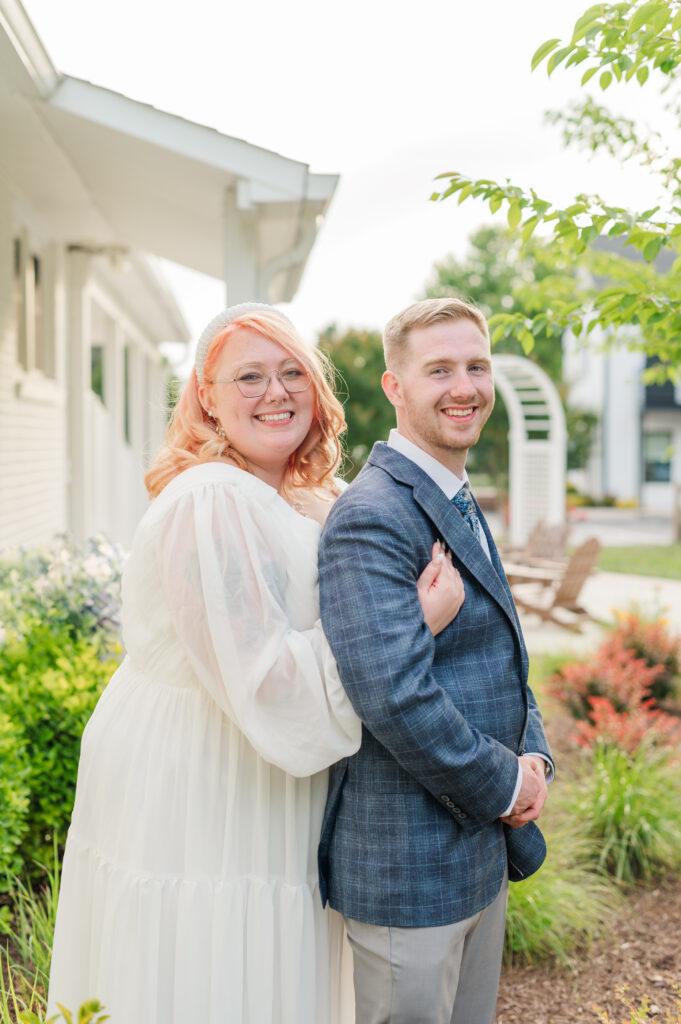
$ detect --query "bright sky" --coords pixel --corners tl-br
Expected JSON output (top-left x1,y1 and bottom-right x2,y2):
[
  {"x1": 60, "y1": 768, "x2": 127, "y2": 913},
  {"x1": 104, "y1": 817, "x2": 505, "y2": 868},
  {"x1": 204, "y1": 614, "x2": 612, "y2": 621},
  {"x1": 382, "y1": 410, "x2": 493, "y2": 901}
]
[{"x1": 22, "y1": 0, "x2": 667, "y2": 351}]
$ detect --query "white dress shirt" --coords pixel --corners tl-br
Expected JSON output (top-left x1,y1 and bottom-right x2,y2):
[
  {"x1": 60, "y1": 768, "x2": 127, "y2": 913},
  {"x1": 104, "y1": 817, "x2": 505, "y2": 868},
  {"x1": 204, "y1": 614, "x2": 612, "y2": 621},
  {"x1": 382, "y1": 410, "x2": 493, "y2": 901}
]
[{"x1": 386, "y1": 429, "x2": 552, "y2": 816}]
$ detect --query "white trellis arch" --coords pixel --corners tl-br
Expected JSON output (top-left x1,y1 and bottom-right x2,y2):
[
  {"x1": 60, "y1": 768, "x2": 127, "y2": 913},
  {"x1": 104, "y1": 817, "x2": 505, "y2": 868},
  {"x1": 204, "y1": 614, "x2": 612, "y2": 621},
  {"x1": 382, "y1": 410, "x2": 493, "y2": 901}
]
[{"x1": 492, "y1": 354, "x2": 567, "y2": 547}]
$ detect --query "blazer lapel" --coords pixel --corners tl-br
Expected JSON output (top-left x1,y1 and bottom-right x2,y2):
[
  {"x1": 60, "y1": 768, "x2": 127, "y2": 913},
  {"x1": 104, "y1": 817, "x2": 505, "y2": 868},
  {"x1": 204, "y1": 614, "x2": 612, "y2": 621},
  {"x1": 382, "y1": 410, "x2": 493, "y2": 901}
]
[{"x1": 368, "y1": 443, "x2": 523, "y2": 644}]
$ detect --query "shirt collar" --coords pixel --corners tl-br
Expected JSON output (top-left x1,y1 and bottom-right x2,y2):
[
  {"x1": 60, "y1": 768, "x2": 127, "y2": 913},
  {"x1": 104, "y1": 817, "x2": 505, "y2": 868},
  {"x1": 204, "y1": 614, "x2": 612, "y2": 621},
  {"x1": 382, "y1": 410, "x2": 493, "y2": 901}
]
[{"x1": 387, "y1": 429, "x2": 467, "y2": 500}]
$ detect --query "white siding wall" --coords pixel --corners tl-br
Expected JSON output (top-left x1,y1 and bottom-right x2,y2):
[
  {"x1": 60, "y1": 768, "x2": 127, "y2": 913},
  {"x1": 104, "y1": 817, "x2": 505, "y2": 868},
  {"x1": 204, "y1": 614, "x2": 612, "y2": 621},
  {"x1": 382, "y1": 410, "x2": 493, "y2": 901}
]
[
  {"x1": 603, "y1": 350, "x2": 644, "y2": 502},
  {"x1": 73, "y1": 278, "x2": 166, "y2": 547},
  {"x1": 0, "y1": 195, "x2": 170, "y2": 552},
  {"x1": 564, "y1": 328, "x2": 644, "y2": 502},
  {"x1": 0, "y1": 191, "x2": 67, "y2": 549}
]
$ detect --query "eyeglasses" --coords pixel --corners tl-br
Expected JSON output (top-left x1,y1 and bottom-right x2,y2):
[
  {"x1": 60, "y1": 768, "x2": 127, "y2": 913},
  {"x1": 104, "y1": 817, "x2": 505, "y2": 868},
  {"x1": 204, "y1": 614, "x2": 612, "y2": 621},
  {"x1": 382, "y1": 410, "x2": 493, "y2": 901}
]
[{"x1": 211, "y1": 364, "x2": 313, "y2": 398}]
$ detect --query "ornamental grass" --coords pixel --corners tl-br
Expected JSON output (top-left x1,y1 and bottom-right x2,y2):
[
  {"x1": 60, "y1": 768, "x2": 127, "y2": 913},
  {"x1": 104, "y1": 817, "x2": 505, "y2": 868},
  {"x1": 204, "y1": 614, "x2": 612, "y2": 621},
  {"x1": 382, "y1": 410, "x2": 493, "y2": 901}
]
[{"x1": 574, "y1": 740, "x2": 681, "y2": 884}]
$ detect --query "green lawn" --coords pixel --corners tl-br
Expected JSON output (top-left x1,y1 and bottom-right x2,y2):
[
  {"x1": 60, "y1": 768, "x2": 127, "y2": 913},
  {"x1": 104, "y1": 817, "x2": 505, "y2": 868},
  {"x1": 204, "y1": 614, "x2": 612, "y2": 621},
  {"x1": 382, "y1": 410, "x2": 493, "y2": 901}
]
[{"x1": 598, "y1": 544, "x2": 681, "y2": 580}]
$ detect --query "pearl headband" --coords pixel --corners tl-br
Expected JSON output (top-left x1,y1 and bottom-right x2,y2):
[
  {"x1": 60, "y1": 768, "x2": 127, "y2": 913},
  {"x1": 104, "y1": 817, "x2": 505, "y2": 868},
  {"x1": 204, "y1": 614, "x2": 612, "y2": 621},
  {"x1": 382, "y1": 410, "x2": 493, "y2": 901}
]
[{"x1": 194, "y1": 302, "x2": 293, "y2": 384}]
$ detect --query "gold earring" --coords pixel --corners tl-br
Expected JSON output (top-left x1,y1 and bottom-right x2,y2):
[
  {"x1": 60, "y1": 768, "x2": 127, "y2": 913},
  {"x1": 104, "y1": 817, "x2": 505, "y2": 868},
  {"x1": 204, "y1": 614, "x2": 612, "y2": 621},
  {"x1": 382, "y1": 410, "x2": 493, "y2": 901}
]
[{"x1": 209, "y1": 411, "x2": 227, "y2": 441}]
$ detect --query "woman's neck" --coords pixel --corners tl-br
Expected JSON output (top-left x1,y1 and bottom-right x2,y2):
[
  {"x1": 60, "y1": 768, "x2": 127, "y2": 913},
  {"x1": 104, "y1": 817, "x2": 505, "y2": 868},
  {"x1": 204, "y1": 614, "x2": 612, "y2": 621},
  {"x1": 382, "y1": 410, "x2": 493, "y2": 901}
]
[{"x1": 245, "y1": 460, "x2": 285, "y2": 494}]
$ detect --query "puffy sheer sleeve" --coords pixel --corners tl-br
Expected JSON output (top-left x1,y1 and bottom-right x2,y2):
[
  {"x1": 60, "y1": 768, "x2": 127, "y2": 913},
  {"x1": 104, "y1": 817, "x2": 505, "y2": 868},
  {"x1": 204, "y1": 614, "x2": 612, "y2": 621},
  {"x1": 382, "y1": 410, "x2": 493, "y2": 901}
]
[{"x1": 155, "y1": 477, "x2": 361, "y2": 777}]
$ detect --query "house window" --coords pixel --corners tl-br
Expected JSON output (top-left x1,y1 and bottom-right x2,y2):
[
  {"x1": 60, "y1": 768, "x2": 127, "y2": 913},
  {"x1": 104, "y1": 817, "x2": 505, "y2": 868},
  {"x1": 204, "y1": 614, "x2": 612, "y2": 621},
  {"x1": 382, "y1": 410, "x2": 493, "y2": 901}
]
[
  {"x1": 643, "y1": 431, "x2": 673, "y2": 483},
  {"x1": 13, "y1": 235, "x2": 52, "y2": 377},
  {"x1": 13, "y1": 238, "x2": 27, "y2": 369},
  {"x1": 33, "y1": 255, "x2": 48, "y2": 376},
  {"x1": 91, "y1": 346, "x2": 105, "y2": 403},
  {"x1": 123, "y1": 345, "x2": 131, "y2": 443},
  {"x1": 90, "y1": 301, "x2": 116, "y2": 406}
]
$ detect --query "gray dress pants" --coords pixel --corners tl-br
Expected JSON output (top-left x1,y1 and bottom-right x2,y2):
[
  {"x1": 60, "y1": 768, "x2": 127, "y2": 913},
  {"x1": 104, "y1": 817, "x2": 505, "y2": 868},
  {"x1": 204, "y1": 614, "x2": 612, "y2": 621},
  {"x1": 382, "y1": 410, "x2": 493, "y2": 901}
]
[{"x1": 343, "y1": 872, "x2": 508, "y2": 1024}]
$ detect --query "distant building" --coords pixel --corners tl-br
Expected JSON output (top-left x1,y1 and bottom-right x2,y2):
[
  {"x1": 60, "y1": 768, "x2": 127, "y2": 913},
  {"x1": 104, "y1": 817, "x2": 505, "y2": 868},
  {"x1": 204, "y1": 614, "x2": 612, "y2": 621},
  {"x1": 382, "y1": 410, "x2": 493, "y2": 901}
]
[
  {"x1": 562, "y1": 236, "x2": 680, "y2": 515},
  {"x1": 564, "y1": 334, "x2": 681, "y2": 514},
  {"x1": 1, "y1": 0, "x2": 337, "y2": 548}
]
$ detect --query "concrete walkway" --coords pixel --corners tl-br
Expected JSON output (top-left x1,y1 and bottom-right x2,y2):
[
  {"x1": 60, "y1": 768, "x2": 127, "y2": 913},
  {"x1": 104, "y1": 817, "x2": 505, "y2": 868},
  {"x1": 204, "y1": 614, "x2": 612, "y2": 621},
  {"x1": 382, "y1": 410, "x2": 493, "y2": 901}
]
[
  {"x1": 519, "y1": 570, "x2": 681, "y2": 656},
  {"x1": 484, "y1": 506, "x2": 681, "y2": 656}
]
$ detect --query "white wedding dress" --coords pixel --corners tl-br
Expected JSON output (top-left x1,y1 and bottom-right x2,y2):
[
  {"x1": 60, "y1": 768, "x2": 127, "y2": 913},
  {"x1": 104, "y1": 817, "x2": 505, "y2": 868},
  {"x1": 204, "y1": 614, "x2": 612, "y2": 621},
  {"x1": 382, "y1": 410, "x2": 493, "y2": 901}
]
[{"x1": 48, "y1": 463, "x2": 361, "y2": 1024}]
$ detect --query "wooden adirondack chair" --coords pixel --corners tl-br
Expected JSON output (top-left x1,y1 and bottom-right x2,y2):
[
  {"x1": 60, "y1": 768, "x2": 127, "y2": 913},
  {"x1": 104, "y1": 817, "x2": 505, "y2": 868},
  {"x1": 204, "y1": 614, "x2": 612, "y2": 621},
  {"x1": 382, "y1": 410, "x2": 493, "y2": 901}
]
[
  {"x1": 501, "y1": 521, "x2": 571, "y2": 566},
  {"x1": 508, "y1": 538, "x2": 602, "y2": 632}
]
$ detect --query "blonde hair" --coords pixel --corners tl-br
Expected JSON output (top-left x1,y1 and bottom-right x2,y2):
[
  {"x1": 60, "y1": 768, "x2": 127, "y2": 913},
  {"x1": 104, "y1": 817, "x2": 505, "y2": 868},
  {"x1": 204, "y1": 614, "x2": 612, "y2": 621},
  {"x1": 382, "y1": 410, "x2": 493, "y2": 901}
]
[
  {"x1": 383, "y1": 298, "x2": 489, "y2": 370},
  {"x1": 145, "y1": 310, "x2": 346, "y2": 499}
]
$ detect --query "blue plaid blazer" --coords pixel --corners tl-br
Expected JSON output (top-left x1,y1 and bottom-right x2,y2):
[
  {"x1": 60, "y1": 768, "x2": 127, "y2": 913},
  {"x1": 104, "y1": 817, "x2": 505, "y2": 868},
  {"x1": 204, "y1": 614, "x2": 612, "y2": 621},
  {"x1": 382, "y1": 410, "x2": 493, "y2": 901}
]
[{"x1": 318, "y1": 443, "x2": 553, "y2": 927}]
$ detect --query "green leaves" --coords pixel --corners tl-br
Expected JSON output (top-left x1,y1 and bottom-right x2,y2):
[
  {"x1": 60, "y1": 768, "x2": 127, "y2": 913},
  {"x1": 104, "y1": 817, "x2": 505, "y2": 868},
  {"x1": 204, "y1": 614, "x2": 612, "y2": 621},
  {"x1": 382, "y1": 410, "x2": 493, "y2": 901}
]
[
  {"x1": 532, "y1": 0, "x2": 681, "y2": 87},
  {"x1": 629, "y1": 1, "x2": 664, "y2": 32},
  {"x1": 531, "y1": 37, "x2": 561, "y2": 70},
  {"x1": 571, "y1": 3, "x2": 609, "y2": 41},
  {"x1": 432, "y1": 0, "x2": 681, "y2": 374},
  {"x1": 508, "y1": 201, "x2": 522, "y2": 229},
  {"x1": 643, "y1": 236, "x2": 664, "y2": 261},
  {"x1": 431, "y1": 171, "x2": 673, "y2": 267}
]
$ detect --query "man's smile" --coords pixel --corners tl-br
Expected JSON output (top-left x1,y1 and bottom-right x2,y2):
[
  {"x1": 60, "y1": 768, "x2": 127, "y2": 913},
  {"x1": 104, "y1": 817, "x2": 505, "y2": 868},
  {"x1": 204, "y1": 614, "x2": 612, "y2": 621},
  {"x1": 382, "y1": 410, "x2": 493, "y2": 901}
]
[{"x1": 440, "y1": 406, "x2": 476, "y2": 420}]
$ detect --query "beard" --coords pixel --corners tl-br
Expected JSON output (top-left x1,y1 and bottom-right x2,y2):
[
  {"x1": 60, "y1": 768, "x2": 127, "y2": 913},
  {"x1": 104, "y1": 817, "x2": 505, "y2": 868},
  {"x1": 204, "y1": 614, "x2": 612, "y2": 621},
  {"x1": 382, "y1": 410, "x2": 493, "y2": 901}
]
[{"x1": 400, "y1": 397, "x2": 491, "y2": 460}]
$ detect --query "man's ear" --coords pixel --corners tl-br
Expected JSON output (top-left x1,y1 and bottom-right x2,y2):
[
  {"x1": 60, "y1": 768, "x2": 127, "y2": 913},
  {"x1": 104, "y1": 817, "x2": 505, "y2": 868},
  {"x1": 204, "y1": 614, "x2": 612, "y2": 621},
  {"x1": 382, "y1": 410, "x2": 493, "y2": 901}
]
[{"x1": 381, "y1": 369, "x2": 402, "y2": 410}]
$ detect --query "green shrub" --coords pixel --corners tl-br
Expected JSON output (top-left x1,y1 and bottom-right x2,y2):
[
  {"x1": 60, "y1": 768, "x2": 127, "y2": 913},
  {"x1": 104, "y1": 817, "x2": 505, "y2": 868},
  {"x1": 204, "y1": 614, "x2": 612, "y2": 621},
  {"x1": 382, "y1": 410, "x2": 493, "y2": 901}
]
[
  {"x1": 0, "y1": 710, "x2": 30, "y2": 883},
  {"x1": 0, "y1": 625, "x2": 121, "y2": 873},
  {"x1": 575, "y1": 741, "x2": 681, "y2": 883},
  {"x1": 0, "y1": 535, "x2": 124, "y2": 647},
  {"x1": 505, "y1": 820, "x2": 618, "y2": 966}
]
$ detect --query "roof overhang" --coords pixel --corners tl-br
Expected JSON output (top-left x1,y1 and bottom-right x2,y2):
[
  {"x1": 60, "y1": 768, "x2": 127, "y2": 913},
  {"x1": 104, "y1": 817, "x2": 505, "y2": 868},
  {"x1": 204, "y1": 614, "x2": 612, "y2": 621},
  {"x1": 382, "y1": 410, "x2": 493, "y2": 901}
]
[{"x1": 0, "y1": 2, "x2": 338, "y2": 305}]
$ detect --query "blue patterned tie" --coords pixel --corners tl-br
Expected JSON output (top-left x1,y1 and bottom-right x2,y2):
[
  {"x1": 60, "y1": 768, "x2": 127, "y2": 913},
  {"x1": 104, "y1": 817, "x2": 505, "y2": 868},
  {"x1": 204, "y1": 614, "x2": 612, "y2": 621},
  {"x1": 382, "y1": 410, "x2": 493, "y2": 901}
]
[{"x1": 451, "y1": 482, "x2": 481, "y2": 543}]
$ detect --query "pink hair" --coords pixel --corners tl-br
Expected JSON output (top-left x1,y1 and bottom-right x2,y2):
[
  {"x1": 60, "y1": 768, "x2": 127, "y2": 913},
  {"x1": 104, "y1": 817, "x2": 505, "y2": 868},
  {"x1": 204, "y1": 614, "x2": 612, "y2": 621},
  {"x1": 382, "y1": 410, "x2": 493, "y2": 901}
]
[{"x1": 145, "y1": 311, "x2": 346, "y2": 499}]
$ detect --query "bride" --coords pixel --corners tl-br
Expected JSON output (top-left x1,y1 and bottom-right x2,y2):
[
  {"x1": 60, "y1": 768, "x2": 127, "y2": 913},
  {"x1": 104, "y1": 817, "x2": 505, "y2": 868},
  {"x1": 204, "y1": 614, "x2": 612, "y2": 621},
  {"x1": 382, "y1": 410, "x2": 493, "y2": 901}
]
[{"x1": 48, "y1": 303, "x2": 462, "y2": 1023}]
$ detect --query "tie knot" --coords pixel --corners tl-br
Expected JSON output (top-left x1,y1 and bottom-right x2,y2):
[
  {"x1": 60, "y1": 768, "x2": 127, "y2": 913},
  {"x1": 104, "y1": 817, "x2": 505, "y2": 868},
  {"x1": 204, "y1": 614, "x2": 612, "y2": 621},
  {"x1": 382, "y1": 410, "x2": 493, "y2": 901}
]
[{"x1": 452, "y1": 483, "x2": 473, "y2": 512}]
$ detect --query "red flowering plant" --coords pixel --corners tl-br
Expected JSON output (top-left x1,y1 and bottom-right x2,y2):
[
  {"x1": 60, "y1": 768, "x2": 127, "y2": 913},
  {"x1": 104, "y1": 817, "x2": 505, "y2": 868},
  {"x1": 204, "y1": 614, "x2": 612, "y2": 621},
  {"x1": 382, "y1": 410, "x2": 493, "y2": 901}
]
[
  {"x1": 548, "y1": 635, "x2": 663, "y2": 721},
  {"x1": 611, "y1": 607, "x2": 681, "y2": 705},
  {"x1": 549, "y1": 610, "x2": 681, "y2": 752},
  {"x1": 572, "y1": 693, "x2": 681, "y2": 752}
]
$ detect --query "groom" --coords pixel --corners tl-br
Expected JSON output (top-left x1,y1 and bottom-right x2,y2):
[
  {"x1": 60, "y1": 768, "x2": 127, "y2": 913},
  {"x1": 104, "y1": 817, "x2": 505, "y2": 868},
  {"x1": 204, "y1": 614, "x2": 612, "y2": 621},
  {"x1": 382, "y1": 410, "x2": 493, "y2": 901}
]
[{"x1": 318, "y1": 298, "x2": 553, "y2": 1023}]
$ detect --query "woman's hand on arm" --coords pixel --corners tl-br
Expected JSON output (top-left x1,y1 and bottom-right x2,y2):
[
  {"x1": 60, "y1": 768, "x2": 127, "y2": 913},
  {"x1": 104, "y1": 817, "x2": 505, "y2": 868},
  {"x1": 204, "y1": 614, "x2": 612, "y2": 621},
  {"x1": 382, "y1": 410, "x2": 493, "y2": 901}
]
[{"x1": 417, "y1": 542, "x2": 465, "y2": 636}]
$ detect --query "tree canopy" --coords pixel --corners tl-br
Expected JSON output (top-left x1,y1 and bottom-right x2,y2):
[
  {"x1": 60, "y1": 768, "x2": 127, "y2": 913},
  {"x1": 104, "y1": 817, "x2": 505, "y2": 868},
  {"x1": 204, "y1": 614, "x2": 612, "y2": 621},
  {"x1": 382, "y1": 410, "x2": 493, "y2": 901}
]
[
  {"x1": 319, "y1": 326, "x2": 395, "y2": 479},
  {"x1": 430, "y1": 0, "x2": 681, "y2": 378}
]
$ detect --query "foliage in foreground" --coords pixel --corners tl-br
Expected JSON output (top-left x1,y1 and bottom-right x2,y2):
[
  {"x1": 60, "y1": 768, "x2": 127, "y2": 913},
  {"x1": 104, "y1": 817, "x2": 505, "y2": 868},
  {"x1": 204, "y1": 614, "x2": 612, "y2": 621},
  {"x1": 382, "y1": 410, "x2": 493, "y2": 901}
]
[
  {"x1": 0, "y1": 628, "x2": 121, "y2": 882},
  {"x1": 0, "y1": 854, "x2": 107, "y2": 1024},
  {"x1": 0, "y1": 535, "x2": 125, "y2": 647},
  {"x1": 0, "y1": 967, "x2": 108, "y2": 1024},
  {"x1": 575, "y1": 740, "x2": 681, "y2": 883},
  {"x1": 596, "y1": 982, "x2": 681, "y2": 1023},
  {"x1": 0, "y1": 536, "x2": 125, "y2": 884},
  {"x1": 504, "y1": 818, "x2": 617, "y2": 965},
  {"x1": 0, "y1": 711, "x2": 30, "y2": 881},
  {"x1": 1, "y1": 853, "x2": 61, "y2": 1009}
]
